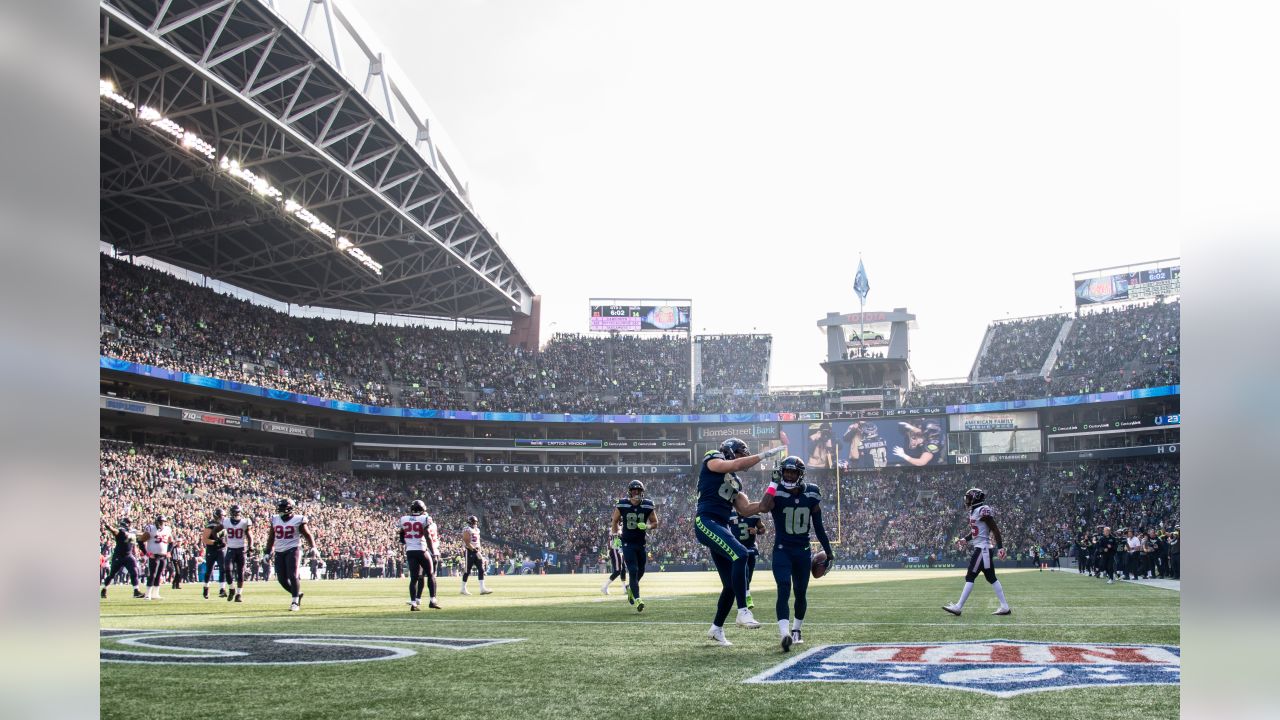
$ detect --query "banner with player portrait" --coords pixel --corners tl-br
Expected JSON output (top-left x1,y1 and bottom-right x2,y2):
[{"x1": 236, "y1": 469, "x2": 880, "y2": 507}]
[{"x1": 778, "y1": 417, "x2": 949, "y2": 470}]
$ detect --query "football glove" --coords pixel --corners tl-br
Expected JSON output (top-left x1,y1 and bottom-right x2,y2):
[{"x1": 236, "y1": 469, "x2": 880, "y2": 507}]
[
  {"x1": 635, "y1": 522, "x2": 648, "y2": 530},
  {"x1": 759, "y1": 446, "x2": 785, "y2": 460}
]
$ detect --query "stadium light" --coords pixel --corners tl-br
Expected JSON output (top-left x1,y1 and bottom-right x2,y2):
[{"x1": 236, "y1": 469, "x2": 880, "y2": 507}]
[{"x1": 101, "y1": 79, "x2": 383, "y2": 276}]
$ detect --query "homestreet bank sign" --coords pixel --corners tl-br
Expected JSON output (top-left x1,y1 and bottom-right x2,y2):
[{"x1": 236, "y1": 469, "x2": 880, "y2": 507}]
[{"x1": 352, "y1": 460, "x2": 687, "y2": 475}]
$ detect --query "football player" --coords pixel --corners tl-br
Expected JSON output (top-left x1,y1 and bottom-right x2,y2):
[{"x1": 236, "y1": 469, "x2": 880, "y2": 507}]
[
  {"x1": 136, "y1": 515, "x2": 172, "y2": 600},
  {"x1": 264, "y1": 498, "x2": 317, "y2": 611},
  {"x1": 221, "y1": 504, "x2": 252, "y2": 602},
  {"x1": 892, "y1": 421, "x2": 942, "y2": 467},
  {"x1": 769, "y1": 457, "x2": 833, "y2": 651},
  {"x1": 844, "y1": 420, "x2": 888, "y2": 469},
  {"x1": 200, "y1": 508, "x2": 228, "y2": 599},
  {"x1": 460, "y1": 516, "x2": 492, "y2": 595},
  {"x1": 694, "y1": 437, "x2": 785, "y2": 646},
  {"x1": 100, "y1": 518, "x2": 144, "y2": 599},
  {"x1": 399, "y1": 500, "x2": 442, "y2": 610},
  {"x1": 729, "y1": 509, "x2": 764, "y2": 610},
  {"x1": 600, "y1": 533, "x2": 626, "y2": 595},
  {"x1": 610, "y1": 480, "x2": 658, "y2": 612},
  {"x1": 943, "y1": 488, "x2": 1012, "y2": 616}
]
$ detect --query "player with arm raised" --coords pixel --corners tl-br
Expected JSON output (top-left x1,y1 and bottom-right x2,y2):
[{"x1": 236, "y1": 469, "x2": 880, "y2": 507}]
[
  {"x1": 221, "y1": 505, "x2": 252, "y2": 602},
  {"x1": 400, "y1": 500, "x2": 442, "y2": 610},
  {"x1": 695, "y1": 437, "x2": 785, "y2": 646},
  {"x1": 610, "y1": 480, "x2": 658, "y2": 612},
  {"x1": 769, "y1": 456, "x2": 833, "y2": 651},
  {"x1": 943, "y1": 488, "x2": 1012, "y2": 616},
  {"x1": 100, "y1": 518, "x2": 144, "y2": 599},
  {"x1": 460, "y1": 516, "x2": 492, "y2": 595},
  {"x1": 200, "y1": 508, "x2": 228, "y2": 599},
  {"x1": 264, "y1": 498, "x2": 317, "y2": 612}
]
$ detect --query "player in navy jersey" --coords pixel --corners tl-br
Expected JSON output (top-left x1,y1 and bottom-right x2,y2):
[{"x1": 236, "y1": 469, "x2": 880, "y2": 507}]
[
  {"x1": 200, "y1": 508, "x2": 228, "y2": 599},
  {"x1": 695, "y1": 437, "x2": 786, "y2": 646},
  {"x1": 600, "y1": 534, "x2": 626, "y2": 595},
  {"x1": 769, "y1": 456, "x2": 833, "y2": 651},
  {"x1": 100, "y1": 518, "x2": 144, "y2": 599},
  {"x1": 729, "y1": 510, "x2": 764, "y2": 609},
  {"x1": 844, "y1": 421, "x2": 888, "y2": 469},
  {"x1": 610, "y1": 480, "x2": 658, "y2": 611}
]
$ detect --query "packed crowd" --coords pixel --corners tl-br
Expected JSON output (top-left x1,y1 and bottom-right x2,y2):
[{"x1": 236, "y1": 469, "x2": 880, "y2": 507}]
[
  {"x1": 99, "y1": 439, "x2": 1178, "y2": 575},
  {"x1": 697, "y1": 334, "x2": 771, "y2": 390},
  {"x1": 975, "y1": 315, "x2": 1068, "y2": 377}
]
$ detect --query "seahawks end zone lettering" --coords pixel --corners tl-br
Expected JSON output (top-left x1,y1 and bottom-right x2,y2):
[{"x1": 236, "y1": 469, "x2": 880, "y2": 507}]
[
  {"x1": 101, "y1": 630, "x2": 521, "y2": 665},
  {"x1": 745, "y1": 640, "x2": 1180, "y2": 697}
]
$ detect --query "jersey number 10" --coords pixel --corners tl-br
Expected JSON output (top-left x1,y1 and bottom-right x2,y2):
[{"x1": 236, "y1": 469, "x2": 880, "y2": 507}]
[{"x1": 782, "y1": 506, "x2": 811, "y2": 535}]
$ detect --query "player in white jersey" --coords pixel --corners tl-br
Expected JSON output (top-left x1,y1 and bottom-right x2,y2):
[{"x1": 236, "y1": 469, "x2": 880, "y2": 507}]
[
  {"x1": 460, "y1": 515, "x2": 492, "y2": 595},
  {"x1": 136, "y1": 515, "x2": 173, "y2": 600},
  {"x1": 943, "y1": 488, "x2": 1012, "y2": 616},
  {"x1": 264, "y1": 498, "x2": 317, "y2": 611},
  {"x1": 220, "y1": 504, "x2": 253, "y2": 602},
  {"x1": 399, "y1": 500, "x2": 442, "y2": 610}
]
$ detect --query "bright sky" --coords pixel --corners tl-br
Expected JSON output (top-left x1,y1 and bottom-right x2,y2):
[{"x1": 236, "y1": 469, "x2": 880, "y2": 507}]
[{"x1": 363, "y1": 0, "x2": 1179, "y2": 386}]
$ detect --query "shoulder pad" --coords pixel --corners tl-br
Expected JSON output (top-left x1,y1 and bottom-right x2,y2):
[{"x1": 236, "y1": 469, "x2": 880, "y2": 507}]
[
  {"x1": 615, "y1": 500, "x2": 630, "y2": 508},
  {"x1": 640, "y1": 499, "x2": 655, "y2": 509},
  {"x1": 926, "y1": 443, "x2": 940, "y2": 454},
  {"x1": 804, "y1": 484, "x2": 822, "y2": 499},
  {"x1": 703, "y1": 450, "x2": 724, "y2": 461}
]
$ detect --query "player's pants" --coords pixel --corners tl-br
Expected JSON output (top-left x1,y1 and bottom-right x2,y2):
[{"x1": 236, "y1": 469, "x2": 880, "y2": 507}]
[
  {"x1": 104, "y1": 554, "x2": 139, "y2": 587},
  {"x1": 463, "y1": 549, "x2": 485, "y2": 581},
  {"x1": 622, "y1": 544, "x2": 646, "y2": 598},
  {"x1": 203, "y1": 547, "x2": 225, "y2": 585},
  {"x1": 1170, "y1": 553, "x2": 1179, "y2": 579},
  {"x1": 224, "y1": 547, "x2": 247, "y2": 586},
  {"x1": 274, "y1": 548, "x2": 300, "y2": 597},
  {"x1": 746, "y1": 548, "x2": 758, "y2": 589},
  {"x1": 145, "y1": 555, "x2": 168, "y2": 588},
  {"x1": 693, "y1": 514, "x2": 750, "y2": 626},
  {"x1": 1101, "y1": 553, "x2": 1116, "y2": 580},
  {"x1": 608, "y1": 546, "x2": 627, "y2": 581},
  {"x1": 964, "y1": 547, "x2": 998, "y2": 584},
  {"x1": 772, "y1": 545, "x2": 812, "y2": 621},
  {"x1": 406, "y1": 550, "x2": 437, "y2": 602}
]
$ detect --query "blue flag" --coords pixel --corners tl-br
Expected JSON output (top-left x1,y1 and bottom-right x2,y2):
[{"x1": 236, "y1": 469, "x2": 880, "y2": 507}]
[{"x1": 853, "y1": 259, "x2": 870, "y2": 303}]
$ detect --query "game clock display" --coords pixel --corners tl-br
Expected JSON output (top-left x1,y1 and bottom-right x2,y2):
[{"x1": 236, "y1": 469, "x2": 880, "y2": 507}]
[{"x1": 589, "y1": 304, "x2": 691, "y2": 331}]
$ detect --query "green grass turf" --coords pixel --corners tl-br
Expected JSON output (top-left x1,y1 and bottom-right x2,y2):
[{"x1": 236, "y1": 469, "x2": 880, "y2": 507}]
[{"x1": 100, "y1": 569, "x2": 1178, "y2": 719}]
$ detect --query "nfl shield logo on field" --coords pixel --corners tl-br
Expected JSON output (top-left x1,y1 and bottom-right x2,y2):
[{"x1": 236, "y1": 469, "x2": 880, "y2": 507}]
[{"x1": 745, "y1": 640, "x2": 1180, "y2": 697}]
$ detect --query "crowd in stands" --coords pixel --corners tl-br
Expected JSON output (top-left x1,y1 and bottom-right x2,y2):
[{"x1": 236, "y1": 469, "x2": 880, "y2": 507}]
[
  {"x1": 698, "y1": 334, "x2": 770, "y2": 390},
  {"x1": 975, "y1": 315, "x2": 1067, "y2": 378},
  {"x1": 100, "y1": 439, "x2": 1178, "y2": 576}
]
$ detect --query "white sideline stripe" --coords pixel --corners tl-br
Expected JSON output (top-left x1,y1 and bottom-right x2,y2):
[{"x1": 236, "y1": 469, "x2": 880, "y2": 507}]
[
  {"x1": 1060, "y1": 569, "x2": 1181, "y2": 592},
  {"x1": 365, "y1": 618, "x2": 1177, "y2": 627}
]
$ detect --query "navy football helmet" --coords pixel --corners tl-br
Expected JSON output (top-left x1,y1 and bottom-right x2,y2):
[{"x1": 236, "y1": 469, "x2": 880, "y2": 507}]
[
  {"x1": 627, "y1": 479, "x2": 645, "y2": 496},
  {"x1": 719, "y1": 437, "x2": 749, "y2": 459},
  {"x1": 778, "y1": 456, "x2": 806, "y2": 491}
]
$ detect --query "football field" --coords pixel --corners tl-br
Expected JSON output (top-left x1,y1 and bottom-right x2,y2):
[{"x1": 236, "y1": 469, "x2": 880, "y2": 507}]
[{"x1": 100, "y1": 569, "x2": 1179, "y2": 719}]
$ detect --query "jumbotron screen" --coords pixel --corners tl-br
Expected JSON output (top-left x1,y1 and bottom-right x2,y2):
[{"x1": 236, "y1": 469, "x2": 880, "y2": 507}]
[{"x1": 589, "y1": 304, "x2": 691, "y2": 331}]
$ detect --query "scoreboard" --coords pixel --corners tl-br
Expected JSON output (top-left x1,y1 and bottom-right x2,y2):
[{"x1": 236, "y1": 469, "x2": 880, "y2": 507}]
[{"x1": 589, "y1": 304, "x2": 691, "y2": 332}]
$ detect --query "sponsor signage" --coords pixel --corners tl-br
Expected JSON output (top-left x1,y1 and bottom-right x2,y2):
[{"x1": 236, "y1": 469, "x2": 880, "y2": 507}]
[
  {"x1": 978, "y1": 452, "x2": 1040, "y2": 463},
  {"x1": 180, "y1": 409, "x2": 242, "y2": 428},
  {"x1": 512, "y1": 438, "x2": 689, "y2": 449},
  {"x1": 261, "y1": 421, "x2": 314, "y2": 438},
  {"x1": 352, "y1": 460, "x2": 688, "y2": 475},
  {"x1": 101, "y1": 397, "x2": 158, "y2": 416},
  {"x1": 1048, "y1": 416, "x2": 1180, "y2": 434},
  {"x1": 746, "y1": 640, "x2": 1180, "y2": 697},
  {"x1": 695, "y1": 424, "x2": 779, "y2": 441}
]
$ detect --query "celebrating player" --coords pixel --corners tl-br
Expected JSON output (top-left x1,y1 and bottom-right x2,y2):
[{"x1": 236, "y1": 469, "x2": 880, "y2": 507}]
[
  {"x1": 729, "y1": 509, "x2": 764, "y2": 610},
  {"x1": 136, "y1": 515, "x2": 172, "y2": 600},
  {"x1": 460, "y1": 515, "x2": 492, "y2": 595},
  {"x1": 769, "y1": 456, "x2": 833, "y2": 651},
  {"x1": 695, "y1": 437, "x2": 785, "y2": 646},
  {"x1": 611, "y1": 480, "x2": 658, "y2": 611},
  {"x1": 100, "y1": 517, "x2": 144, "y2": 599},
  {"x1": 264, "y1": 498, "x2": 317, "y2": 612},
  {"x1": 891, "y1": 421, "x2": 942, "y2": 467},
  {"x1": 600, "y1": 534, "x2": 627, "y2": 595},
  {"x1": 221, "y1": 504, "x2": 252, "y2": 602},
  {"x1": 399, "y1": 499, "x2": 442, "y2": 610},
  {"x1": 200, "y1": 508, "x2": 228, "y2": 599},
  {"x1": 942, "y1": 488, "x2": 1012, "y2": 616}
]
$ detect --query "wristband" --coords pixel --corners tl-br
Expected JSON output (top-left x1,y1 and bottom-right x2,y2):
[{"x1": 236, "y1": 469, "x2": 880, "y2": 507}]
[{"x1": 764, "y1": 482, "x2": 778, "y2": 497}]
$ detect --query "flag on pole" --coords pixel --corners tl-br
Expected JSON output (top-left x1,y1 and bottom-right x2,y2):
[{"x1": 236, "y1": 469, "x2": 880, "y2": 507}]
[{"x1": 853, "y1": 259, "x2": 870, "y2": 303}]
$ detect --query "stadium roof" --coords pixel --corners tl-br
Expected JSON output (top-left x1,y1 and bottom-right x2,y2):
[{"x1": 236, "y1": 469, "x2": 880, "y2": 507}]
[{"x1": 99, "y1": 0, "x2": 534, "y2": 321}]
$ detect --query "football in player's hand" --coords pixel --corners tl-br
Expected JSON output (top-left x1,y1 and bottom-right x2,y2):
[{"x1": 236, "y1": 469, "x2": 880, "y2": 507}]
[{"x1": 811, "y1": 550, "x2": 829, "y2": 578}]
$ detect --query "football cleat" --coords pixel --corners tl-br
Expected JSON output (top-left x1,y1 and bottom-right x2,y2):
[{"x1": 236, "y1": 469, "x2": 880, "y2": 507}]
[
  {"x1": 480, "y1": 588, "x2": 493, "y2": 595},
  {"x1": 636, "y1": 599, "x2": 645, "y2": 613},
  {"x1": 626, "y1": 586, "x2": 635, "y2": 605},
  {"x1": 227, "y1": 589, "x2": 236, "y2": 602},
  {"x1": 233, "y1": 593, "x2": 242, "y2": 603},
  {"x1": 600, "y1": 582, "x2": 610, "y2": 595},
  {"x1": 942, "y1": 603, "x2": 962, "y2": 616},
  {"x1": 745, "y1": 592, "x2": 754, "y2": 610},
  {"x1": 218, "y1": 589, "x2": 227, "y2": 597},
  {"x1": 203, "y1": 587, "x2": 209, "y2": 599},
  {"x1": 993, "y1": 607, "x2": 1012, "y2": 616},
  {"x1": 707, "y1": 626, "x2": 732, "y2": 647},
  {"x1": 791, "y1": 630, "x2": 803, "y2": 645},
  {"x1": 289, "y1": 603, "x2": 299, "y2": 612},
  {"x1": 1106, "y1": 579, "x2": 1114, "y2": 584},
  {"x1": 296, "y1": 593, "x2": 303, "y2": 607},
  {"x1": 461, "y1": 587, "x2": 471, "y2": 595},
  {"x1": 132, "y1": 589, "x2": 145, "y2": 599},
  {"x1": 736, "y1": 608, "x2": 761, "y2": 629},
  {"x1": 429, "y1": 600, "x2": 442, "y2": 610},
  {"x1": 781, "y1": 634, "x2": 793, "y2": 653},
  {"x1": 410, "y1": 604, "x2": 421, "y2": 612}
]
